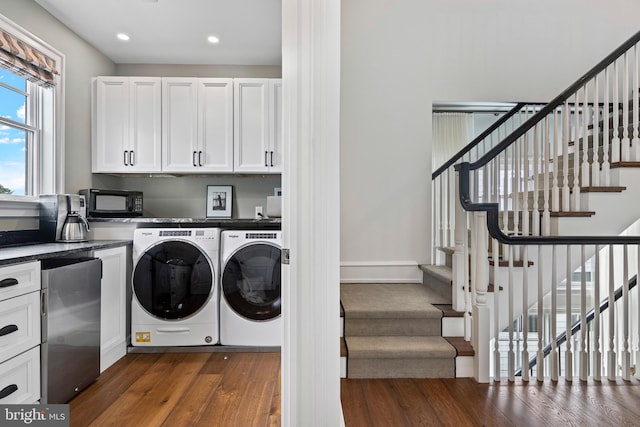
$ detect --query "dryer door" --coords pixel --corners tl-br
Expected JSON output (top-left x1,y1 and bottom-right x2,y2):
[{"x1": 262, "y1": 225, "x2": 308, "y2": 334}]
[
  {"x1": 133, "y1": 240, "x2": 213, "y2": 320},
  {"x1": 222, "y1": 243, "x2": 281, "y2": 321}
]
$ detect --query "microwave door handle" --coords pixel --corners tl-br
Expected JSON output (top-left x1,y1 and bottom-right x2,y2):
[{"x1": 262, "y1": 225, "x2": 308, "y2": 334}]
[{"x1": 130, "y1": 150, "x2": 135, "y2": 166}]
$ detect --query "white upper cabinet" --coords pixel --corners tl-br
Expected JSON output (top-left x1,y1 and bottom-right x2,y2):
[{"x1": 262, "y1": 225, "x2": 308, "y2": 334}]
[
  {"x1": 234, "y1": 78, "x2": 282, "y2": 173},
  {"x1": 162, "y1": 78, "x2": 233, "y2": 173},
  {"x1": 92, "y1": 77, "x2": 162, "y2": 173}
]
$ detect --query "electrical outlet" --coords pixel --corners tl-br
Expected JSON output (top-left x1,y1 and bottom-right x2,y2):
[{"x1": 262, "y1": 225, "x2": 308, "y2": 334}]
[{"x1": 255, "y1": 206, "x2": 263, "y2": 219}]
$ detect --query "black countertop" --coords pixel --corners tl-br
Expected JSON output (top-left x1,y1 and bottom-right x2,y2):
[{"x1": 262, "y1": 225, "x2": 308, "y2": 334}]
[
  {"x1": 0, "y1": 240, "x2": 131, "y2": 266},
  {"x1": 88, "y1": 217, "x2": 281, "y2": 229}
]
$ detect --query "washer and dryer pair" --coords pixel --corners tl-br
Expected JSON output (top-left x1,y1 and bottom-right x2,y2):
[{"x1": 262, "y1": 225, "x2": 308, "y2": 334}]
[{"x1": 131, "y1": 228, "x2": 282, "y2": 347}]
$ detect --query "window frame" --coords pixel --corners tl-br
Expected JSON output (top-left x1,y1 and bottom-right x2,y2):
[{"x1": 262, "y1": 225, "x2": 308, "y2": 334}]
[{"x1": 0, "y1": 13, "x2": 65, "y2": 216}]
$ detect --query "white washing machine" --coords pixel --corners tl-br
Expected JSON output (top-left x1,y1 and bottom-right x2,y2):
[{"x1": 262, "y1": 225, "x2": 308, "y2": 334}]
[
  {"x1": 219, "y1": 230, "x2": 282, "y2": 346},
  {"x1": 131, "y1": 228, "x2": 220, "y2": 346}
]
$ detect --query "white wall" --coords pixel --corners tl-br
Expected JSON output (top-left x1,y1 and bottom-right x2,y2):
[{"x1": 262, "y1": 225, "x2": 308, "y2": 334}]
[
  {"x1": 0, "y1": 0, "x2": 116, "y2": 194},
  {"x1": 340, "y1": 0, "x2": 640, "y2": 283}
]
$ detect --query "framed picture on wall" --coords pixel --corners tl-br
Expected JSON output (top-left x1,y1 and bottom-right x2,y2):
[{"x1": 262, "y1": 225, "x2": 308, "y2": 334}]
[{"x1": 206, "y1": 185, "x2": 233, "y2": 218}]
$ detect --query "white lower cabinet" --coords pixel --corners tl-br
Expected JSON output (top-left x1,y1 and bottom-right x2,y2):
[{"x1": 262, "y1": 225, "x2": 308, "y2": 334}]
[
  {"x1": 0, "y1": 346, "x2": 40, "y2": 404},
  {"x1": 0, "y1": 260, "x2": 41, "y2": 404},
  {"x1": 95, "y1": 246, "x2": 128, "y2": 373}
]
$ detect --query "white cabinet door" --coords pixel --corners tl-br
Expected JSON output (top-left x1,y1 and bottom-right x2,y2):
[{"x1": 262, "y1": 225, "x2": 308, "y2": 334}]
[
  {"x1": 269, "y1": 79, "x2": 283, "y2": 173},
  {"x1": 198, "y1": 78, "x2": 234, "y2": 172},
  {"x1": 234, "y1": 79, "x2": 270, "y2": 172},
  {"x1": 95, "y1": 246, "x2": 128, "y2": 373},
  {"x1": 129, "y1": 78, "x2": 162, "y2": 172},
  {"x1": 162, "y1": 78, "x2": 199, "y2": 172},
  {"x1": 92, "y1": 77, "x2": 161, "y2": 173},
  {"x1": 0, "y1": 346, "x2": 40, "y2": 404},
  {"x1": 92, "y1": 77, "x2": 129, "y2": 173}
]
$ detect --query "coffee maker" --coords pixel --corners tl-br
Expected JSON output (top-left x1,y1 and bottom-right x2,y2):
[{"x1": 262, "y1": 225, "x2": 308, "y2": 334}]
[{"x1": 39, "y1": 194, "x2": 90, "y2": 242}]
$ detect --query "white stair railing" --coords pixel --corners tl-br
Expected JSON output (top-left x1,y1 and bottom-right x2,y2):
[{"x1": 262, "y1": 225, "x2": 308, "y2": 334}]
[{"x1": 450, "y1": 30, "x2": 640, "y2": 383}]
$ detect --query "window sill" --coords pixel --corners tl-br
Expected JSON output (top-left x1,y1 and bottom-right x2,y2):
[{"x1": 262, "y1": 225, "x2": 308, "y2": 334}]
[{"x1": 0, "y1": 196, "x2": 40, "y2": 218}]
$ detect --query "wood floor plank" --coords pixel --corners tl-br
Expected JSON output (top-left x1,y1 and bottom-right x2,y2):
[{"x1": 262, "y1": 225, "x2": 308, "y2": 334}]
[
  {"x1": 413, "y1": 379, "x2": 479, "y2": 426},
  {"x1": 160, "y1": 373, "x2": 223, "y2": 427},
  {"x1": 357, "y1": 379, "x2": 416, "y2": 427},
  {"x1": 69, "y1": 353, "x2": 163, "y2": 426},
  {"x1": 387, "y1": 379, "x2": 442, "y2": 426},
  {"x1": 439, "y1": 378, "x2": 513, "y2": 427},
  {"x1": 340, "y1": 379, "x2": 374, "y2": 427},
  {"x1": 87, "y1": 353, "x2": 210, "y2": 427}
]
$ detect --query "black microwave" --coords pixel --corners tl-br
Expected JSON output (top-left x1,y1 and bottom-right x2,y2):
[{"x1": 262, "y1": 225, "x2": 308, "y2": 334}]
[{"x1": 79, "y1": 189, "x2": 143, "y2": 217}]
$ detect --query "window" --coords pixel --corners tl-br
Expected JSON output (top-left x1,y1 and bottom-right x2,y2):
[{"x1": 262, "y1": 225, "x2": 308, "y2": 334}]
[
  {"x1": 0, "y1": 68, "x2": 35, "y2": 195},
  {"x1": 0, "y1": 14, "x2": 63, "y2": 206}
]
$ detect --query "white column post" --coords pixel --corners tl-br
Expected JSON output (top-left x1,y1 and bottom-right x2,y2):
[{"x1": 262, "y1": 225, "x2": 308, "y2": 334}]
[
  {"x1": 281, "y1": 0, "x2": 341, "y2": 424},
  {"x1": 473, "y1": 211, "x2": 490, "y2": 383}
]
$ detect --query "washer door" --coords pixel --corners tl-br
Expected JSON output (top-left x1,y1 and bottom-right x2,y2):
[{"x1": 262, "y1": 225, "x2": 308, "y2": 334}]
[
  {"x1": 133, "y1": 240, "x2": 213, "y2": 320},
  {"x1": 222, "y1": 243, "x2": 281, "y2": 321}
]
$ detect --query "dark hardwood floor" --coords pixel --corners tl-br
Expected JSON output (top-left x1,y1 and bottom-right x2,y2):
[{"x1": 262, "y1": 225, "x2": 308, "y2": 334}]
[
  {"x1": 70, "y1": 352, "x2": 640, "y2": 426},
  {"x1": 69, "y1": 352, "x2": 281, "y2": 427},
  {"x1": 341, "y1": 377, "x2": 640, "y2": 427}
]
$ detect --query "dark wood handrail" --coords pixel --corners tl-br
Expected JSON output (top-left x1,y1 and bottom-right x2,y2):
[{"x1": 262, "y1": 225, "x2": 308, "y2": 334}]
[
  {"x1": 468, "y1": 29, "x2": 640, "y2": 172},
  {"x1": 515, "y1": 274, "x2": 638, "y2": 376},
  {"x1": 432, "y1": 102, "x2": 527, "y2": 180}
]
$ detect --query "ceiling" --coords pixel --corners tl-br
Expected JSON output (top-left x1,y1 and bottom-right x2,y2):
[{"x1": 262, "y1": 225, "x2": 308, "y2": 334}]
[{"x1": 34, "y1": 0, "x2": 282, "y2": 66}]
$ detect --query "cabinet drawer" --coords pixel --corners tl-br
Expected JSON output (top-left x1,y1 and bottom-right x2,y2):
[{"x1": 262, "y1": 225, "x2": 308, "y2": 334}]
[
  {"x1": 0, "y1": 291, "x2": 41, "y2": 363},
  {"x1": 0, "y1": 346, "x2": 40, "y2": 404},
  {"x1": 0, "y1": 261, "x2": 41, "y2": 301}
]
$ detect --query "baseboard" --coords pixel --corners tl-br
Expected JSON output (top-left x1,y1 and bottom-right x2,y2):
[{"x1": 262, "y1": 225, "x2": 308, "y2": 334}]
[
  {"x1": 340, "y1": 261, "x2": 422, "y2": 283},
  {"x1": 101, "y1": 341, "x2": 127, "y2": 373}
]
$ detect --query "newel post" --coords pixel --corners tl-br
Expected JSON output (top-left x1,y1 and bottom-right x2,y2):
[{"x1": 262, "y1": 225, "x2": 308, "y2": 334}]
[
  {"x1": 452, "y1": 171, "x2": 466, "y2": 312},
  {"x1": 472, "y1": 211, "x2": 490, "y2": 383}
]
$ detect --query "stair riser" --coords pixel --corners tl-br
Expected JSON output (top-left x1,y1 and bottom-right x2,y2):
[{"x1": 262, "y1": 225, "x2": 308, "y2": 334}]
[
  {"x1": 348, "y1": 358, "x2": 455, "y2": 379},
  {"x1": 345, "y1": 318, "x2": 441, "y2": 336}
]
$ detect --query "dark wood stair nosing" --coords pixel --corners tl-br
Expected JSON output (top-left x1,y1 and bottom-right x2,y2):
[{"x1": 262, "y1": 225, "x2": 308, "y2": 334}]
[{"x1": 444, "y1": 337, "x2": 475, "y2": 357}]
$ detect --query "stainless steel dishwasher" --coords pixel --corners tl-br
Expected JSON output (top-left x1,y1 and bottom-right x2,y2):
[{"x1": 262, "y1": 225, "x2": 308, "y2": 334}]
[{"x1": 41, "y1": 257, "x2": 102, "y2": 404}]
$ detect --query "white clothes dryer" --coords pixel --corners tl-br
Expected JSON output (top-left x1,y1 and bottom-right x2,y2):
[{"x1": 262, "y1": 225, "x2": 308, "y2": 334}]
[
  {"x1": 219, "y1": 230, "x2": 282, "y2": 347},
  {"x1": 131, "y1": 228, "x2": 220, "y2": 346}
]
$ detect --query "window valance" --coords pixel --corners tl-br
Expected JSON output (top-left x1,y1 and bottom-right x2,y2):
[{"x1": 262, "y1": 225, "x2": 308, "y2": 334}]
[{"x1": 0, "y1": 30, "x2": 59, "y2": 87}]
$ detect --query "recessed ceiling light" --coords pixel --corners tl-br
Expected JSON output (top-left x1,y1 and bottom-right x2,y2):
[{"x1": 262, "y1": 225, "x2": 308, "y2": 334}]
[
  {"x1": 117, "y1": 33, "x2": 130, "y2": 42},
  {"x1": 207, "y1": 36, "x2": 220, "y2": 44}
]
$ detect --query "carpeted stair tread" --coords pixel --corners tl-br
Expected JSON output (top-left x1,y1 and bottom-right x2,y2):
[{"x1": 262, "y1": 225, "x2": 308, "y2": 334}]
[
  {"x1": 340, "y1": 283, "x2": 446, "y2": 318},
  {"x1": 419, "y1": 264, "x2": 453, "y2": 284},
  {"x1": 346, "y1": 336, "x2": 456, "y2": 359}
]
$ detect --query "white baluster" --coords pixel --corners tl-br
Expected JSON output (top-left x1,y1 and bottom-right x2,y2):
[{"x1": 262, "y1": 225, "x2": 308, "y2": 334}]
[
  {"x1": 532, "y1": 114, "x2": 540, "y2": 236},
  {"x1": 592, "y1": 76, "x2": 601, "y2": 187},
  {"x1": 623, "y1": 244, "x2": 631, "y2": 380},
  {"x1": 445, "y1": 168, "x2": 452, "y2": 247},
  {"x1": 612, "y1": 59, "x2": 621, "y2": 164},
  {"x1": 633, "y1": 44, "x2": 640, "y2": 160},
  {"x1": 513, "y1": 142, "x2": 520, "y2": 240},
  {"x1": 523, "y1": 128, "x2": 530, "y2": 238},
  {"x1": 636, "y1": 244, "x2": 640, "y2": 379},
  {"x1": 572, "y1": 90, "x2": 582, "y2": 211},
  {"x1": 464, "y1": 211, "x2": 471, "y2": 342},
  {"x1": 542, "y1": 120, "x2": 551, "y2": 235},
  {"x1": 581, "y1": 85, "x2": 591, "y2": 190},
  {"x1": 602, "y1": 66, "x2": 611, "y2": 185},
  {"x1": 503, "y1": 146, "x2": 509, "y2": 240},
  {"x1": 580, "y1": 245, "x2": 588, "y2": 381},
  {"x1": 562, "y1": 101, "x2": 571, "y2": 211},
  {"x1": 551, "y1": 245, "x2": 559, "y2": 381},
  {"x1": 522, "y1": 245, "x2": 529, "y2": 381},
  {"x1": 552, "y1": 108, "x2": 560, "y2": 211},
  {"x1": 493, "y1": 237, "x2": 501, "y2": 382},
  {"x1": 537, "y1": 245, "x2": 545, "y2": 382},
  {"x1": 608, "y1": 244, "x2": 617, "y2": 380},
  {"x1": 566, "y1": 245, "x2": 573, "y2": 381},
  {"x1": 622, "y1": 52, "x2": 631, "y2": 161},
  {"x1": 452, "y1": 171, "x2": 466, "y2": 312},
  {"x1": 594, "y1": 245, "x2": 602, "y2": 381},
  {"x1": 507, "y1": 245, "x2": 515, "y2": 381}
]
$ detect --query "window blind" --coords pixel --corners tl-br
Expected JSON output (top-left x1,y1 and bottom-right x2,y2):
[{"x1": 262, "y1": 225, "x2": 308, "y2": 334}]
[{"x1": 0, "y1": 30, "x2": 59, "y2": 87}]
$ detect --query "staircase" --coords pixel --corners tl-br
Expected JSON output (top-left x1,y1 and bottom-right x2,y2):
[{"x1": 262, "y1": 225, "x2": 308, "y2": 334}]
[{"x1": 340, "y1": 258, "x2": 474, "y2": 379}]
